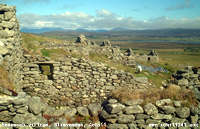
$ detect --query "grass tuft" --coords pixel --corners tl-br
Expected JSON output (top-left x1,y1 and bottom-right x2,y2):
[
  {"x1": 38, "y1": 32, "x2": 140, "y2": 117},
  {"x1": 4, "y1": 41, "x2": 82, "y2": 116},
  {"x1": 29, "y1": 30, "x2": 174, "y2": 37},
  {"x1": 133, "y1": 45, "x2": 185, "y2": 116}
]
[{"x1": 111, "y1": 85, "x2": 198, "y2": 107}]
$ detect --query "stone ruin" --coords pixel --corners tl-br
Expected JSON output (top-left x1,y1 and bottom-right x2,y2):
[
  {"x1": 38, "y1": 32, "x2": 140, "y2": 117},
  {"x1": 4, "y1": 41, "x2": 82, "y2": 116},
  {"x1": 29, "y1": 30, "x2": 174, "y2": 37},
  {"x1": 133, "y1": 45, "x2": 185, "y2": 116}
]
[
  {"x1": 100, "y1": 40, "x2": 111, "y2": 47},
  {"x1": 76, "y1": 34, "x2": 87, "y2": 43},
  {"x1": 148, "y1": 49, "x2": 158, "y2": 56},
  {"x1": 125, "y1": 48, "x2": 133, "y2": 56},
  {"x1": 1, "y1": 4, "x2": 200, "y2": 129},
  {"x1": 0, "y1": 4, "x2": 23, "y2": 90},
  {"x1": 135, "y1": 49, "x2": 159, "y2": 63},
  {"x1": 76, "y1": 34, "x2": 95, "y2": 45}
]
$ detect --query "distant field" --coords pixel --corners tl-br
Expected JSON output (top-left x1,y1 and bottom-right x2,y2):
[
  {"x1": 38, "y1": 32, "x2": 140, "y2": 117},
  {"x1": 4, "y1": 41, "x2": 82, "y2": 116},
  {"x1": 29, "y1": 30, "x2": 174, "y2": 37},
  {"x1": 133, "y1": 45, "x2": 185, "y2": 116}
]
[
  {"x1": 158, "y1": 49, "x2": 200, "y2": 68},
  {"x1": 133, "y1": 48, "x2": 200, "y2": 70}
]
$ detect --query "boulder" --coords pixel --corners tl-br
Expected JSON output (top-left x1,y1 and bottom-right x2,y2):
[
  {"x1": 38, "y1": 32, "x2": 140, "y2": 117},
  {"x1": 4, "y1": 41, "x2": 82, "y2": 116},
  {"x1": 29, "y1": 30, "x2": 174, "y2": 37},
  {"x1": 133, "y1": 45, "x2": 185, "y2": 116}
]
[
  {"x1": 135, "y1": 114, "x2": 150, "y2": 120},
  {"x1": 0, "y1": 106, "x2": 7, "y2": 111},
  {"x1": 146, "y1": 119, "x2": 161, "y2": 125},
  {"x1": 176, "y1": 107, "x2": 190, "y2": 118},
  {"x1": 16, "y1": 106, "x2": 28, "y2": 114},
  {"x1": 100, "y1": 110, "x2": 118, "y2": 119},
  {"x1": 144, "y1": 103, "x2": 158, "y2": 115},
  {"x1": 151, "y1": 113, "x2": 172, "y2": 120},
  {"x1": 28, "y1": 96, "x2": 43, "y2": 115},
  {"x1": 171, "y1": 117, "x2": 186, "y2": 123},
  {"x1": 155, "y1": 99, "x2": 172, "y2": 107},
  {"x1": 12, "y1": 113, "x2": 38, "y2": 124},
  {"x1": 88, "y1": 103, "x2": 101, "y2": 116},
  {"x1": 124, "y1": 105, "x2": 144, "y2": 114},
  {"x1": 0, "y1": 46, "x2": 8, "y2": 55},
  {"x1": 161, "y1": 106, "x2": 176, "y2": 114},
  {"x1": 117, "y1": 114, "x2": 135, "y2": 124},
  {"x1": 190, "y1": 115, "x2": 198, "y2": 124},
  {"x1": 77, "y1": 106, "x2": 89, "y2": 117},
  {"x1": 128, "y1": 124, "x2": 138, "y2": 129},
  {"x1": 105, "y1": 103, "x2": 125, "y2": 114},
  {"x1": 174, "y1": 101, "x2": 181, "y2": 107},
  {"x1": 123, "y1": 99, "x2": 143, "y2": 106},
  {"x1": 13, "y1": 98, "x2": 28, "y2": 106},
  {"x1": 64, "y1": 107, "x2": 77, "y2": 118},
  {"x1": 177, "y1": 78, "x2": 189, "y2": 86},
  {"x1": 0, "y1": 111, "x2": 14, "y2": 122},
  {"x1": 108, "y1": 99, "x2": 118, "y2": 104}
]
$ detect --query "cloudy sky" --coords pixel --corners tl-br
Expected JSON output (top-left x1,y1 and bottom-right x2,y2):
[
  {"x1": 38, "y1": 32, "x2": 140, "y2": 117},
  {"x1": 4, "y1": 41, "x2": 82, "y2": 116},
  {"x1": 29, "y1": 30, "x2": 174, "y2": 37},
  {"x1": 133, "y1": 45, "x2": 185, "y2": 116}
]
[{"x1": 3, "y1": 0, "x2": 200, "y2": 30}]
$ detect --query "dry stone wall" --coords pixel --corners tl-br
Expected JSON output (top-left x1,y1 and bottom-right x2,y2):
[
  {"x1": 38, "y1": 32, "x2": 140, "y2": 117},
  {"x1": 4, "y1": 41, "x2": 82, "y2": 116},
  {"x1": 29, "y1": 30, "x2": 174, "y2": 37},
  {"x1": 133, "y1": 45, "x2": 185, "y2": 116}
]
[
  {"x1": 101, "y1": 98, "x2": 200, "y2": 129},
  {"x1": 0, "y1": 4, "x2": 23, "y2": 91},
  {"x1": 0, "y1": 92, "x2": 103, "y2": 129},
  {"x1": 22, "y1": 55, "x2": 150, "y2": 107}
]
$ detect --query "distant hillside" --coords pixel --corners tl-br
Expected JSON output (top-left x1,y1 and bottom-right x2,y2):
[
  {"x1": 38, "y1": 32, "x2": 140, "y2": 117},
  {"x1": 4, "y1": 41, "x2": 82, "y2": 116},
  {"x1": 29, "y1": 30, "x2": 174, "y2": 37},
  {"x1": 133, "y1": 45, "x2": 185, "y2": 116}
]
[{"x1": 21, "y1": 28, "x2": 200, "y2": 38}]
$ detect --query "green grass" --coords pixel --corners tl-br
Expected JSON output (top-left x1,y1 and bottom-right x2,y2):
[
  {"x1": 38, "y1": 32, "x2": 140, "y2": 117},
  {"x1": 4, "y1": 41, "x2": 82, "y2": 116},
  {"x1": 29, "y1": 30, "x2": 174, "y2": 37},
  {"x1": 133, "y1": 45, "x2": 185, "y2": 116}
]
[
  {"x1": 40, "y1": 49, "x2": 66, "y2": 59},
  {"x1": 40, "y1": 65, "x2": 51, "y2": 76},
  {"x1": 89, "y1": 52, "x2": 171, "y2": 87},
  {"x1": 41, "y1": 49, "x2": 50, "y2": 57},
  {"x1": 21, "y1": 33, "x2": 65, "y2": 55},
  {"x1": 158, "y1": 49, "x2": 200, "y2": 69},
  {"x1": 89, "y1": 52, "x2": 136, "y2": 73}
]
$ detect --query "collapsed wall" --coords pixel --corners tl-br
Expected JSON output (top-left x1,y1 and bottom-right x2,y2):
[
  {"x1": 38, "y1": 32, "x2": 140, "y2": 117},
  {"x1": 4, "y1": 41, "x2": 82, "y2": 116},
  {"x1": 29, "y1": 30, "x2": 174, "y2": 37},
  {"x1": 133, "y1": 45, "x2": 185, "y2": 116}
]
[{"x1": 0, "y1": 4, "x2": 23, "y2": 91}]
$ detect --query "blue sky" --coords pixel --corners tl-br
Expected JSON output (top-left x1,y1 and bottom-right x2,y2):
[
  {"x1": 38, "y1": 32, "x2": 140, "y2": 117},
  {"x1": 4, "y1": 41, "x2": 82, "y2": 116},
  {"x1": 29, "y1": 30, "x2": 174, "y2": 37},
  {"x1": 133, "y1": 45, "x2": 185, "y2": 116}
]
[{"x1": 3, "y1": 0, "x2": 200, "y2": 29}]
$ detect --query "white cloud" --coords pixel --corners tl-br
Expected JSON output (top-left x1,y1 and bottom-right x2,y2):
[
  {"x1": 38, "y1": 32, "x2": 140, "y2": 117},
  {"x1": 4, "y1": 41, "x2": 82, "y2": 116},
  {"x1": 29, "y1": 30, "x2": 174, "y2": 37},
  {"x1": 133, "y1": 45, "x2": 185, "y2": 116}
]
[
  {"x1": 34, "y1": 21, "x2": 54, "y2": 28},
  {"x1": 18, "y1": 9, "x2": 200, "y2": 30},
  {"x1": 97, "y1": 9, "x2": 112, "y2": 16}
]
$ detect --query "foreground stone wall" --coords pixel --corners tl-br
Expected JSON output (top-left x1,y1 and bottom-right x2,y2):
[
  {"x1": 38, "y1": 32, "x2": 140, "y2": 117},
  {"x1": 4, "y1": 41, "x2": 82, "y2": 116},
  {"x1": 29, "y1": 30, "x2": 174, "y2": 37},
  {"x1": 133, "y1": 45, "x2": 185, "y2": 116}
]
[
  {"x1": 1, "y1": 93, "x2": 200, "y2": 129},
  {"x1": 0, "y1": 4, "x2": 23, "y2": 91},
  {"x1": 101, "y1": 98, "x2": 200, "y2": 129},
  {"x1": 22, "y1": 55, "x2": 150, "y2": 107},
  {"x1": 0, "y1": 92, "x2": 102, "y2": 129},
  {"x1": 172, "y1": 66, "x2": 200, "y2": 101}
]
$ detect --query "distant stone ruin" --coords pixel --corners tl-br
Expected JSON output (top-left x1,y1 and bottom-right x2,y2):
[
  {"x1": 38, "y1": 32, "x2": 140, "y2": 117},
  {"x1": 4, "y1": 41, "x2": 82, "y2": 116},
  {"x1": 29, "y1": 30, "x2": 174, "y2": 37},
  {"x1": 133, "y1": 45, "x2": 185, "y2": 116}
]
[
  {"x1": 76, "y1": 34, "x2": 95, "y2": 45},
  {"x1": 125, "y1": 48, "x2": 133, "y2": 56},
  {"x1": 148, "y1": 49, "x2": 158, "y2": 56},
  {"x1": 100, "y1": 40, "x2": 111, "y2": 47},
  {"x1": 135, "y1": 49, "x2": 159, "y2": 63},
  {"x1": 76, "y1": 34, "x2": 87, "y2": 43}
]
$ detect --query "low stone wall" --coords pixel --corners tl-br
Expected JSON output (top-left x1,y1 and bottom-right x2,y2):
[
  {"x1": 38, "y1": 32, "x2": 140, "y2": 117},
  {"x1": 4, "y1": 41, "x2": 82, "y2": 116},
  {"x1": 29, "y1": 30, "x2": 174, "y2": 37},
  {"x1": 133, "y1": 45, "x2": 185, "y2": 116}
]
[
  {"x1": 101, "y1": 98, "x2": 200, "y2": 129},
  {"x1": 0, "y1": 92, "x2": 47, "y2": 129},
  {"x1": 0, "y1": 4, "x2": 23, "y2": 91},
  {"x1": 1, "y1": 93, "x2": 200, "y2": 129},
  {"x1": 172, "y1": 66, "x2": 200, "y2": 101},
  {"x1": 22, "y1": 55, "x2": 150, "y2": 107},
  {"x1": 0, "y1": 92, "x2": 103, "y2": 129}
]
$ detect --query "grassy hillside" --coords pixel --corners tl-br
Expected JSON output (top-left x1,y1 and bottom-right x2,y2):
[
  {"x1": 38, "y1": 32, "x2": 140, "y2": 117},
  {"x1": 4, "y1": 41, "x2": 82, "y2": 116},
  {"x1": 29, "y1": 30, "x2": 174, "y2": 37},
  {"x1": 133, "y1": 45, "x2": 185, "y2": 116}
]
[
  {"x1": 21, "y1": 33, "x2": 65, "y2": 55},
  {"x1": 20, "y1": 32, "x2": 200, "y2": 87}
]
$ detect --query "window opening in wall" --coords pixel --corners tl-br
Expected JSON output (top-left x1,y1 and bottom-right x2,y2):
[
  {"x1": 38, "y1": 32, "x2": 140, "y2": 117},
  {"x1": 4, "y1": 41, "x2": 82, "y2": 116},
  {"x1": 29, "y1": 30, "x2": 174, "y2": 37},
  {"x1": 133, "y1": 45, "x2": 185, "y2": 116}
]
[
  {"x1": 148, "y1": 57, "x2": 151, "y2": 61},
  {"x1": 38, "y1": 63, "x2": 54, "y2": 80},
  {"x1": 0, "y1": 11, "x2": 5, "y2": 14}
]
